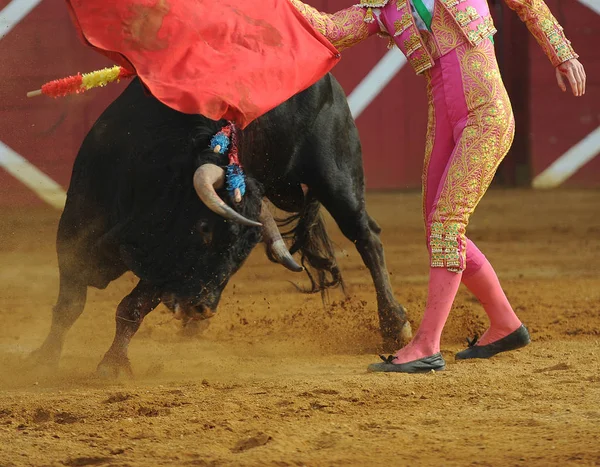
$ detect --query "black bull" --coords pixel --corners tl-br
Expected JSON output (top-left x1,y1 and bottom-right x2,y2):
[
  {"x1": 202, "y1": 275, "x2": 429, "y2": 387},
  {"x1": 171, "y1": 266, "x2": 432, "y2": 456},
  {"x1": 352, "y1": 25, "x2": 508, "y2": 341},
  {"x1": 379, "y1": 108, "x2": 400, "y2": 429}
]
[{"x1": 31, "y1": 76, "x2": 412, "y2": 376}]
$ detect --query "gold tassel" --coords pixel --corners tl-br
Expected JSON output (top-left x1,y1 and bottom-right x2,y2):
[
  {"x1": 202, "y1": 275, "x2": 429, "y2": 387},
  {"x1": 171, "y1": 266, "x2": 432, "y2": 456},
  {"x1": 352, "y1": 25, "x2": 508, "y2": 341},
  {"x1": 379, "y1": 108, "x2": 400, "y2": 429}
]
[{"x1": 364, "y1": 7, "x2": 375, "y2": 23}]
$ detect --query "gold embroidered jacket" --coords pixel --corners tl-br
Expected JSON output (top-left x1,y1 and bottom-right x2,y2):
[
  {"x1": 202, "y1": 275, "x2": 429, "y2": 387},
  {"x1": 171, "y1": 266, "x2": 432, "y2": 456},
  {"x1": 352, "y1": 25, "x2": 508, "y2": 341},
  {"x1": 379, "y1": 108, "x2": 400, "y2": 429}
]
[{"x1": 292, "y1": 0, "x2": 578, "y2": 75}]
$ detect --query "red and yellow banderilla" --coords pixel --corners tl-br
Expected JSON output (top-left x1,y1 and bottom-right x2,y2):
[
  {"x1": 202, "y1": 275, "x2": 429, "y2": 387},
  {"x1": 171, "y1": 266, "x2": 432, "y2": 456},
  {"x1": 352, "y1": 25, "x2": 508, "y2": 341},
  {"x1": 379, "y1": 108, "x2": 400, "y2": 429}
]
[{"x1": 26, "y1": 65, "x2": 135, "y2": 98}]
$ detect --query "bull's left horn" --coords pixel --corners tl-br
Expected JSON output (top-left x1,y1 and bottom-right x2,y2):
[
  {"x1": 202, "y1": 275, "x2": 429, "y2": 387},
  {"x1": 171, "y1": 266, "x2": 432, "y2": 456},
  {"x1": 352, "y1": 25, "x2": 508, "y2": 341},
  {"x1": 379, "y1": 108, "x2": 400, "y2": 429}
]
[
  {"x1": 193, "y1": 164, "x2": 262, "y2": 228},
  {"x1": 259, "y1": 202, "x2": 303, "y2": 273}
]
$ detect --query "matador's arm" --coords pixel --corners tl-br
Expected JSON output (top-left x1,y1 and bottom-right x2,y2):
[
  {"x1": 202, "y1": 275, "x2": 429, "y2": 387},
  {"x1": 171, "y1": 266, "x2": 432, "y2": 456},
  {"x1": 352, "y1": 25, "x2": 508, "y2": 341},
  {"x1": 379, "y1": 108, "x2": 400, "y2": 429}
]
[
  {"x1": 288, "y1": 0, "x2": 380, "y2": 51},
  {"x1": 503, "y1": 0, "x2": 578, "y2": 67}
]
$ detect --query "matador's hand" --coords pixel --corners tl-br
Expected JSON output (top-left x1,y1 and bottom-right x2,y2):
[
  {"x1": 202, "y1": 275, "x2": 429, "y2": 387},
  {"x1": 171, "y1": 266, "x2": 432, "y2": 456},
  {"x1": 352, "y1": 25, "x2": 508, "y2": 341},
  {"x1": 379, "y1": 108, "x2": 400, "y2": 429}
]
[{"x1": 556, "y1": 59, "x2": 586, "y2": 97}]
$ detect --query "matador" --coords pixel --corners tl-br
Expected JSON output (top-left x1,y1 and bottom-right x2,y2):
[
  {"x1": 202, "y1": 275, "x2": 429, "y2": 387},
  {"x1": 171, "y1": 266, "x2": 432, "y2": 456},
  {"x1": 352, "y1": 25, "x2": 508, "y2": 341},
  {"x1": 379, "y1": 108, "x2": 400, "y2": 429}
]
[{"x1": 291, "y1": 0, "x2": 585, "y2": 372}]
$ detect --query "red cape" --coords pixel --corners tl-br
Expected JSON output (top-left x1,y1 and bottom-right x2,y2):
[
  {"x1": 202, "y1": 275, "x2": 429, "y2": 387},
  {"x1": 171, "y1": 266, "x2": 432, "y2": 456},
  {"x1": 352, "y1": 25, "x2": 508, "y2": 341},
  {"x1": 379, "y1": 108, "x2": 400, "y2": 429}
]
[{"x1": 65, "y1": 0, "x2": 340, "y2": 128}]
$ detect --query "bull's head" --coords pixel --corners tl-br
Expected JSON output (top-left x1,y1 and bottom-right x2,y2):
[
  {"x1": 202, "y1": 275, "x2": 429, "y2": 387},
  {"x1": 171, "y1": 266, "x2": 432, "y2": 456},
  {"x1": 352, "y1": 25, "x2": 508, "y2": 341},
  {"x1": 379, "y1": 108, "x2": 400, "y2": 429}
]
[{"x1": 161, "y1": 160, "x2": 301, "y2": 323}]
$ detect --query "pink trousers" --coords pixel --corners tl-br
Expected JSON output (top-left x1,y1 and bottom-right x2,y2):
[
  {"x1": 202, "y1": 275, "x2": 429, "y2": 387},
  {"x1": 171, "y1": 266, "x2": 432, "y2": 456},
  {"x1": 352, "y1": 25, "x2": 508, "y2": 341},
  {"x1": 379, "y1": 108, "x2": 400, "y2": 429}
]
[
  {"x1": 379, "y1": 2, "x2": 516, "y2": 272},
  {"x1": 420, "y1": 39, "x2": 515, "y2": 274}
]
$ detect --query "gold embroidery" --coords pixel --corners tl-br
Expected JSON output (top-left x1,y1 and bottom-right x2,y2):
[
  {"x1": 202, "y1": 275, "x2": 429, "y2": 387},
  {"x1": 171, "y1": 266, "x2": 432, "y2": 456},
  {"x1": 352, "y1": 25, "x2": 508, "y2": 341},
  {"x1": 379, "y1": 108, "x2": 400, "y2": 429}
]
[
  {"x1": 429, "y1": 222, "x2": 461, "y2": 269},
  {"x1": 466, "y1": 6, "x2": 479, "y2": 20},
  {"x1": 393, "y1": 13, "x2": 412, "y2": 36},
  {"x1": 467, "y1": 29, "x2": 479, "y2": 43},
  {"x1": 396, "y1": 0, "x2": 407, "y2": 10},
  {"x1": 410, "y1": 52, "x2": 434, "y2": 74},
  {"x1": 548, "y1": 32, "x2": 561, "y2": 46},
  {"x1": 421, "y1": 30, "x2": 441, "y2": 60},
  {"x1": 431, "y1": 2, "x2": 464, "y2": 56},
  {"x1": 357, "y1": 0, "x2": 389, "y2": 6},
  {"x1": 440, "y1": 0, "x2": 459, "y2": 7},
  {"x1": 540, "y1": 18, "x2": 553, "y2": 33},
  {"x1": 435, "y1": 1, "x2": 497, "y2": 48},
  {"x1": 556, "y1": 44, "x2": 573, "y2": 61},
  {"x1": 421, "y1": 70, "x2": 436, "y2": 225},
  {"x1": 503, "y1": 0, "x2": 578, "y2": 66},
  {"x1": 429, "y1": 41, "x2": 515, "y2": 271},
  {"x1": 466, "y1": 16, "x2": 496, "y2": 45},
  {"x1": 404, "y1": 33, "x2": 423, "y2": 55},
  {"x1": 289, "y1": 1, "x2": 374, "y2": 52},
  {"x1": 455, "y1": 10, "x2": 470, "y2": 27},
  {"x1": 357, "y1": 0, "x2": 389, "y2": 22}
]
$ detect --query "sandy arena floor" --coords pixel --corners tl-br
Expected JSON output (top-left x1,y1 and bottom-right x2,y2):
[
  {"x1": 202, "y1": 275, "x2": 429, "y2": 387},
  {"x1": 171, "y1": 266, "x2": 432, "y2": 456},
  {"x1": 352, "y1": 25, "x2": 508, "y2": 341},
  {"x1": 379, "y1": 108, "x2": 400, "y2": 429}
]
[{"x1": 0, "y1": 189, "x2": 599, "y2": 466}]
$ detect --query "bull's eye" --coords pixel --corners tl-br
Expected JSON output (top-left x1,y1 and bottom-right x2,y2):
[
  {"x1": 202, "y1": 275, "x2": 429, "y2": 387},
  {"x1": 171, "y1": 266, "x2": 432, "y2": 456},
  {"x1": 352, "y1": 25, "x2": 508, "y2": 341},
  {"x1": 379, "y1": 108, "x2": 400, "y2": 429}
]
[{"x1": 196, "y1": 220, "x2": 213, "y2": 245}]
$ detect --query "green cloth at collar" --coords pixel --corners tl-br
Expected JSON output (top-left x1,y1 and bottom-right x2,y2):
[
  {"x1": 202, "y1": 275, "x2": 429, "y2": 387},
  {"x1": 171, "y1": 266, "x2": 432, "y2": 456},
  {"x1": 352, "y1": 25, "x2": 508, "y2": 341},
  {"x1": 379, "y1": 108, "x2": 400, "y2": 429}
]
[
  {"x1": 411, "y1": 0, "x2": 494, "y2": 43},
  {"x1": 412, "y1": 0, "x2": 433, "y2": 31}
]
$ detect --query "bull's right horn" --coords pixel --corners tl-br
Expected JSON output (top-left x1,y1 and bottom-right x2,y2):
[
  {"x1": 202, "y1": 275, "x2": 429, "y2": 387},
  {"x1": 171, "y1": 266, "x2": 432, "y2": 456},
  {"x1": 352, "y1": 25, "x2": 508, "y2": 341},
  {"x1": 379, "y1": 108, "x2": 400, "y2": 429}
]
[
  {"x1": 193, "y1": 164, "x2": 262, "y2": 228},
  {"x1": 259, "y1": 202, "x2": 303, "y2": 273}
]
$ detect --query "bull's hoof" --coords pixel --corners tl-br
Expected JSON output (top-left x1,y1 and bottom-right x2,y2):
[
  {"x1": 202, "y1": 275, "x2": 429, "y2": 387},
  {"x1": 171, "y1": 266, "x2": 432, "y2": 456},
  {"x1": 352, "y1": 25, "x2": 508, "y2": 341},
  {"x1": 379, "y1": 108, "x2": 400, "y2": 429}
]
[
  {"x1": 179, "y1": 318, "x2": 211, "y2": 338},
  {"x1": 380, "y1": 306, "x2": 413, "y2": 352},
  {"x1": 96, "y1": 354, "x2": 134, "y2": 380},
  {"x1": 27, "y1": 343, "x2": 61, "y2": 369},
  {"x1": 400, "y1": 320, "x2": 413, "y2": 342}
]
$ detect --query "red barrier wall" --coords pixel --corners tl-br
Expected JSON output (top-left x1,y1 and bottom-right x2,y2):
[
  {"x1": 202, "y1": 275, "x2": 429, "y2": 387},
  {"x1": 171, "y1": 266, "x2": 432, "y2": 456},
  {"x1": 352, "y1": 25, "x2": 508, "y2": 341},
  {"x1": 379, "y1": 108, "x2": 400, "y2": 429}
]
[{"x1": 526, "y1": 0, "x2": 600, "y2": 187}]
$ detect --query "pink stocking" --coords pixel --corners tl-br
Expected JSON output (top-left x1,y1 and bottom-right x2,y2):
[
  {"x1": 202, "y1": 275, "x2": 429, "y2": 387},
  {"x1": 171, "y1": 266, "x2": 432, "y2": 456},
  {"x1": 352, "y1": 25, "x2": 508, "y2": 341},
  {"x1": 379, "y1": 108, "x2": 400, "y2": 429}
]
[
  {"x1": 462, "y1": 242, "x2": 522, "y2": 345},
  {"x1": 393, "y1": 267, "x2": 462, "y2": 363}
]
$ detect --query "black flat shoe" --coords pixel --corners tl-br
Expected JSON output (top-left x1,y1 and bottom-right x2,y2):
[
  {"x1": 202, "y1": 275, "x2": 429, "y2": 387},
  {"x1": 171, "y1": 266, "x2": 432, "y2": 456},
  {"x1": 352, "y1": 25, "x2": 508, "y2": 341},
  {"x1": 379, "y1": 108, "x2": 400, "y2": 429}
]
[
  {"x1": 455, "y1": 325, "x2": 531, "y2": 360},
  {"x1": 367, "y1": 353, "x2": 446, "y2": 373}
]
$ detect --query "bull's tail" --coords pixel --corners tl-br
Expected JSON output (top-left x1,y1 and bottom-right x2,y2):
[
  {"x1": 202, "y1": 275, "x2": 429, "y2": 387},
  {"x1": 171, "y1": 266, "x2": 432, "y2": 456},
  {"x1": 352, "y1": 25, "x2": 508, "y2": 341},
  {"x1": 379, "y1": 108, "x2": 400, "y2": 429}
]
[{"x1": 271, "y1": 196, "x2": 344, "y2": 298}]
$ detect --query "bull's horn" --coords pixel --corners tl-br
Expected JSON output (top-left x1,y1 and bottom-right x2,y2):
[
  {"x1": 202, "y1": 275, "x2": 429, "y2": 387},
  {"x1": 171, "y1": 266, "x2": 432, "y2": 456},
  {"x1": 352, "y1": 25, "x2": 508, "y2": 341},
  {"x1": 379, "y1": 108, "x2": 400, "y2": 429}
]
[
  {"x1": 193, "y1": 164, "x2": 262, "y2": 228},
  {"x1": 259, "y1": 202, "x2": 303, "y2": 273}
]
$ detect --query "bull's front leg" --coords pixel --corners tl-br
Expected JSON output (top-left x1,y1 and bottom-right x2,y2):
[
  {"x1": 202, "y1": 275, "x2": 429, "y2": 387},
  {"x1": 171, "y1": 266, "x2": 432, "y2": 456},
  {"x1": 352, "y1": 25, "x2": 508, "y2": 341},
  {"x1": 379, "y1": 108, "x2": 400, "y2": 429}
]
[
  {"x1": 96, "y1": 281, "x2": 160, "y2": 378},
  {"x1": 354, "y1": 217, "x2": 413, "y2": 351},
  {"x1": 311, "y1": 178, "x2": 413, "y2": 351}
]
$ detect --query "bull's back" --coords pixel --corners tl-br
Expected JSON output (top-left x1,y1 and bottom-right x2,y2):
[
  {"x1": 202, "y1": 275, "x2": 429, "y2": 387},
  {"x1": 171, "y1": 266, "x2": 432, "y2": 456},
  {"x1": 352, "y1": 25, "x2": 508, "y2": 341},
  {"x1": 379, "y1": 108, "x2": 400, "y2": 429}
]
[{"x1": 242, "y1": 73, "x2": 360, "y2": 198}]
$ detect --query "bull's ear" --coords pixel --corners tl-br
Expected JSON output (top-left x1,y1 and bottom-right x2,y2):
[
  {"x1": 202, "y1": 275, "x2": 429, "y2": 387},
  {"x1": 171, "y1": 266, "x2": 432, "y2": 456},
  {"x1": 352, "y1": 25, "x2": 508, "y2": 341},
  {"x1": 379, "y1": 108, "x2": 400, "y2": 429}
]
[{"x1": 195, "y1": 220, "x2": 214, "y2": 245}]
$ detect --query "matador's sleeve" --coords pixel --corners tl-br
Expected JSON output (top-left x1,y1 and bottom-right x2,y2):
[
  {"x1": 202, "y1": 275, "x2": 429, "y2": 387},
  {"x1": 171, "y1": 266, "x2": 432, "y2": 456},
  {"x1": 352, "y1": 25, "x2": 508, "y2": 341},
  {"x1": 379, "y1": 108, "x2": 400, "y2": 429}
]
[
  {"x1": 288, "y1": 0, "x2": 380, "y2": 51},
  {"x1": 503, "y1": 0, "x2": 578, "y2": 67}
]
